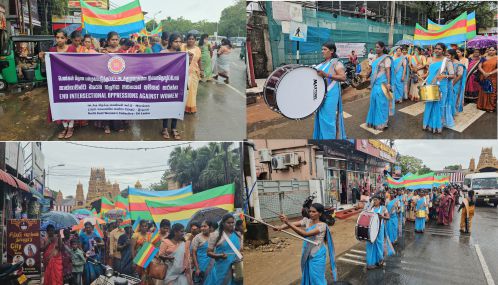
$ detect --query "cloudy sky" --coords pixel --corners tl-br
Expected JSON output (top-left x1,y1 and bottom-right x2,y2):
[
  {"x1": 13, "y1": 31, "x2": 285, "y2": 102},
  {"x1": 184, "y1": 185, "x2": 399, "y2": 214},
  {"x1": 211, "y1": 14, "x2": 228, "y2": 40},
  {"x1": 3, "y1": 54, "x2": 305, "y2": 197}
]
[
  {"x1": 41, "y1": 142, "x2": 211, "y2": 197},
  {"x1": 113, "y1": 0, "x2": 237, "y2": 22},
  {"x1": 394, "y1": 140, "x2": 498, "y2": 170}
]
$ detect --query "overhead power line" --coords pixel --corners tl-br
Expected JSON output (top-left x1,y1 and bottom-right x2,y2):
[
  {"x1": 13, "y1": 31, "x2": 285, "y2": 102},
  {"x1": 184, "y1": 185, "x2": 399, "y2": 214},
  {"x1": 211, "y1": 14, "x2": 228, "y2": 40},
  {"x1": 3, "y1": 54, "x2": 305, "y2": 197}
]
[{"x1": 65, "y1": 142, "x2": 191, "y2": 151}]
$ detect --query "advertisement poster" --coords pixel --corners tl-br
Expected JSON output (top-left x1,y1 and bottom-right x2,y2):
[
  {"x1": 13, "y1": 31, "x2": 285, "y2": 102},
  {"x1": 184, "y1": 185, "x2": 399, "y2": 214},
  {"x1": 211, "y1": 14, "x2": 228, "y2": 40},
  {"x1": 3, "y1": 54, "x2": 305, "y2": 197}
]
[{"x1": 7, "y1": 219, "x2": 41, "y2": 275}]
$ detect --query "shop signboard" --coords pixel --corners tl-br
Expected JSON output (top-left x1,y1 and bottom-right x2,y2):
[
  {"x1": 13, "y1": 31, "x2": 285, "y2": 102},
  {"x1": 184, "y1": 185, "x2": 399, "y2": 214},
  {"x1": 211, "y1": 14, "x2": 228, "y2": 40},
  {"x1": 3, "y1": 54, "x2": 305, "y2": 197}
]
[
  {"x1": 355, "y1": 139, "x2": 396, "y2": 163},
  {"x1": 7, "y1": 219, "x2": 41, "y2": 275},
  {"x1": 5, "y1": 142, "x2": 25, "y2": 175}
]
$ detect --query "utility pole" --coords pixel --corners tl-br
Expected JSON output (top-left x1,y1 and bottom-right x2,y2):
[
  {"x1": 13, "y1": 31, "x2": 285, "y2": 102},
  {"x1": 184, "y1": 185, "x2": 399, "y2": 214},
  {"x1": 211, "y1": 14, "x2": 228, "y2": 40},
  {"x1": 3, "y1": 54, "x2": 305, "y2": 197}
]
[
  {"x1": 388, "y1": 0, "x2": 396, "y2": 47},
  {"x1": 438, "y1": 1, "x2": 442, "y2": 24}
]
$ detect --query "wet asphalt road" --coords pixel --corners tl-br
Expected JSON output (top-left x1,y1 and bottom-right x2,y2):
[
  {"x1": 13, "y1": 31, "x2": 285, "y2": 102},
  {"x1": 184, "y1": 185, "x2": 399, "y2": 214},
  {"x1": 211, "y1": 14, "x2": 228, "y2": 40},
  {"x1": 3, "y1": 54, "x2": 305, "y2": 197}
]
[
  {"x1": 248, "y1": 95, "x2": 497, "y2": 139},
  {"x1": 293, "y1": 204, "x2": 498, "y2": 285},
  {"x1": 0, "y1": 48, "x2": 245, "y2": 141}
]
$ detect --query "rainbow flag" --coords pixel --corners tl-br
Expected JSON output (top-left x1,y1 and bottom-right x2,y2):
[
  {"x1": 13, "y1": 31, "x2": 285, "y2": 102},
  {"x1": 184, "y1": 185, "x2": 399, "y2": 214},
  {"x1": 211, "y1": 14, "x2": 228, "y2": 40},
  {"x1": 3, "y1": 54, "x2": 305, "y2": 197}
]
[
  {"x1": 132, "y1": 216, "x2": 141, "y2": 232},
  {"x1": 428, "y1": 11, "x2": 476, "y2": 40},
  {"x1": 146, "y1": 184, "x2": 235, "y2": 226},
  {"x1": 80, "y1": 0, "x2": 145, "y2": 38},
  {"x1": 114, "y1": 195, "x2": 129, "y2": 212},
  {"x1": 132, "y1": 242, "x2": 158, "y2": 269},
  {"x1": 401, "y1": 173, "x2": 436, "y2": 190},
  {"x1": 101, "y1": 196, "x2": 114, "y2": 215},
  {"x1": 414, "y1": 12, "x2": 468, "y2": 46},
  {"x1": 138, "y1": 25, "x2": 162, "y2": 37},
  {"x1": 433, "y1": 175, "x2": 450, "y2": 187},
  {"x1": 128, "y1": 185, "x2": 193, "y2": 221}
]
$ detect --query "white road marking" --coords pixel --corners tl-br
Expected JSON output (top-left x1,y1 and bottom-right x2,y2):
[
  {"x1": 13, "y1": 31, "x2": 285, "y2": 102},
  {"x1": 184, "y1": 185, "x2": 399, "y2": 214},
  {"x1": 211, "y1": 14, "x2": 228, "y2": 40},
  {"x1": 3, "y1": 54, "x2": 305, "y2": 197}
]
[
  {"x1": 337, "y1": 257, "x2": 366, "y2": 266},
  {"x1": 223, "y1": 82, "x2": 246, "y2": 99},
  {"x1": 476, "y1": 244, "x2": 496, "y2": 285},
  {"x1": 349, "y1": 249, "x2": 366, "y2": 255},
  {"x1": 344, "y1": 253, "x2": 365, "y2": 260}
]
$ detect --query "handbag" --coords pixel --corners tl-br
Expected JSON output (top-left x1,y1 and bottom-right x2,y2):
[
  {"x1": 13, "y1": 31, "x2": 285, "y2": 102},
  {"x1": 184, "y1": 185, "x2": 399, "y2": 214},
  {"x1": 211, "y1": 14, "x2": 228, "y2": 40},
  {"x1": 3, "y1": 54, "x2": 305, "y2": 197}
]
[
  {"x1": 148, "y1": 257, "x2": 168, "y2": 280},
  {"x1": 480, "y1": 79, "x2": 494, "y2": 93}
]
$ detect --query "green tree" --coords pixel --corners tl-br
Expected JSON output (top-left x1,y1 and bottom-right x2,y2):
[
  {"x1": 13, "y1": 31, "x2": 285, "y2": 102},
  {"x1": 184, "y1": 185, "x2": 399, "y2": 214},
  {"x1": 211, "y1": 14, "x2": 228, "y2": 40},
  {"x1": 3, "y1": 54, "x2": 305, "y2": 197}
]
[
  {"x1": 146, "y1": 20, "x2": 159, "y2": 32},
  {"x1": 398, "y1": 155, "x2": 424, "y2": 175},
  {"x1": 149, "y1": 170, "x2": 170, "y2": 191},
  {"x1": 444, "y1": 165, "x2": 461, "y2": 170},
  {"x1": 417, "y1": 165, "x2": 433, "y2": 175},
  {"x1": 218, "y1": 0, "x2": 246, "y2": 37}
]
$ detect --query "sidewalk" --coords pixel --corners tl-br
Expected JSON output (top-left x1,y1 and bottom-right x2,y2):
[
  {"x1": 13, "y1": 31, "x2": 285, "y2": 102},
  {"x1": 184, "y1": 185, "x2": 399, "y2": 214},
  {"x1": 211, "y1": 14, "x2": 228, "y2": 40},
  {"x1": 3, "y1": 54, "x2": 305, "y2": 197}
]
[{"x1": 243, "y1": 213, "x2": 361, "y2": 285}]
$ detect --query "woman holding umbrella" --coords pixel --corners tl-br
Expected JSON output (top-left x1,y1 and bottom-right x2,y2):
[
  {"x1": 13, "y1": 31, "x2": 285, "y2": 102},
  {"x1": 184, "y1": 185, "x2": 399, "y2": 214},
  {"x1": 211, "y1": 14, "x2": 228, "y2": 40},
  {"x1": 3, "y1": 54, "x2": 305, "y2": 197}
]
[{"x1": 477, "y1": 46, "x2": 497, "y2": 112}]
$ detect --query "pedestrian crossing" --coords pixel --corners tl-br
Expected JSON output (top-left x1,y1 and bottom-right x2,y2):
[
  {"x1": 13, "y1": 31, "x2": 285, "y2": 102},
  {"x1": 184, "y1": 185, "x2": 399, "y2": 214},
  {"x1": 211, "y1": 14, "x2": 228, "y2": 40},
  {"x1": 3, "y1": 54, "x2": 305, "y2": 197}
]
[{"x1": 399, "y1": 101, "x2": 425, "y2": 116}]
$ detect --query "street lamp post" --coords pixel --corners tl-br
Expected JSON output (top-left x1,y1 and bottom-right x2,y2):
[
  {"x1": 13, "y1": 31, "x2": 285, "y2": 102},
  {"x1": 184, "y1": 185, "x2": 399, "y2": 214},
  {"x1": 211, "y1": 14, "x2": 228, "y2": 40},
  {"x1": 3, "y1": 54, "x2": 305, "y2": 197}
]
[
  {"x1": 46, "y1": 163, "x2": 65, "y2": 191},
  {"x1": 152, "y1": 11, "x2": 162, "y2": 33}
]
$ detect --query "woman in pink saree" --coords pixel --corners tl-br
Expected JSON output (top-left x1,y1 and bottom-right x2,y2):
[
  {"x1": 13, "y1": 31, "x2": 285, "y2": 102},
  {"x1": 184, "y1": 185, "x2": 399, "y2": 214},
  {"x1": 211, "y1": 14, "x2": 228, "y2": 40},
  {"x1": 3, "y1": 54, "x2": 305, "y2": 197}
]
[
  {"x1": 437, "y1": 189, "x2": 453, "y2": 226},
  {"x1": 464, "y1": 48, "x2": 482, "y2": 102}
]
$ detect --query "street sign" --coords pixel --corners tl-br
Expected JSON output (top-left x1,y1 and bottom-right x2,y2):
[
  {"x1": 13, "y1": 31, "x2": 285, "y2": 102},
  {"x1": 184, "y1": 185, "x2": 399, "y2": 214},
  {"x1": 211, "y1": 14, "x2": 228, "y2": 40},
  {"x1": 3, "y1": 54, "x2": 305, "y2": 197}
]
[{"x1": 289, "y1": 22, "x2": 307, "y2": 42}]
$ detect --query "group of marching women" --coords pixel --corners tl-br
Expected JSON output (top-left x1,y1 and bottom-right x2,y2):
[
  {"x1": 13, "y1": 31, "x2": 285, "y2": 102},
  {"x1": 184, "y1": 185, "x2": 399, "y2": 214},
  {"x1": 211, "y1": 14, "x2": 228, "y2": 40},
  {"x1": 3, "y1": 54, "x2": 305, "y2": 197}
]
[
  {"x1": 41, "y1": 29, "x2": 232, "y2": 140},
  {"x1": 40, "y1": 214, "x2": 244, "y2": 285},
  {"x1": 312, "y1": 39, "x2": 497, "y2": 139},
  {"x1": 268, "y1": 186, "x2": 477, "y2": 284}
]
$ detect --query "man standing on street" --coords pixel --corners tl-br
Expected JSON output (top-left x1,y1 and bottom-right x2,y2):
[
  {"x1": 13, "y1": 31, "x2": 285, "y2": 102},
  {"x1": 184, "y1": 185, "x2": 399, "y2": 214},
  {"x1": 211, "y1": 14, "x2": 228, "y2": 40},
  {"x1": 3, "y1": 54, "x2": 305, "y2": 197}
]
[{"x1": 109, "y1": 217, "x2": 124, "y2": 269}]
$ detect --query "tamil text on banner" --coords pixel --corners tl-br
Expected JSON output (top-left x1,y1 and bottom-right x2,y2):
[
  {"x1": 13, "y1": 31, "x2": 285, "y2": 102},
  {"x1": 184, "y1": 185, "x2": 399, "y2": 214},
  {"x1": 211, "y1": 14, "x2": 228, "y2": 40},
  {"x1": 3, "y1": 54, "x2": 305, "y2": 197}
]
[
  {"x1": 146, "y1": 183, "x2": 235, "y2": 226},
  {"x1": 128, "y1": 185, "x2": 193, "y2": 221},
  {"x1": 336, "y1": 42, "x2": 366, "y2": 58},
  {"x1": 7, "y1": 219, "x2": 41, "y2": 275},
  {"x1": 45, "y1": 52, "x2": 188, "y2": 120}
]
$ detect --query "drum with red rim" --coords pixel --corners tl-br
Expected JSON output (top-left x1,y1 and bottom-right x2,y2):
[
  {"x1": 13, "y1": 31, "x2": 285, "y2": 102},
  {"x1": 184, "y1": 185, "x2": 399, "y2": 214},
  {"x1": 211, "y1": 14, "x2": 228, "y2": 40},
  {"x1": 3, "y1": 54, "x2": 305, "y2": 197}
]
[
  {"x1": 355, "y1": 211, "x2": 381, "y2": 243},
  {"x1": 263, "y1": 65, "x2": 326, "y2": 119}
]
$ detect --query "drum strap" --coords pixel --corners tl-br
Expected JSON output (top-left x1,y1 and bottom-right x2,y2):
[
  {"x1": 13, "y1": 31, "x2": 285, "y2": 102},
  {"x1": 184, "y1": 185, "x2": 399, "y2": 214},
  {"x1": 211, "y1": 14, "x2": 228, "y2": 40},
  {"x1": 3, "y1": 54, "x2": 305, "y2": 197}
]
[
  {"x1": 430, "y1": 57, "x2": 448, "y2": 85},
  {"x1": 394, "y1": 56, "x2": 405, "y2": 74},
  {"x1": 324, "y1": 59, "x2": 339, "y2": 92},
  {"x1": 222, "y1": 232, "x2": 242, "y2": 260}
]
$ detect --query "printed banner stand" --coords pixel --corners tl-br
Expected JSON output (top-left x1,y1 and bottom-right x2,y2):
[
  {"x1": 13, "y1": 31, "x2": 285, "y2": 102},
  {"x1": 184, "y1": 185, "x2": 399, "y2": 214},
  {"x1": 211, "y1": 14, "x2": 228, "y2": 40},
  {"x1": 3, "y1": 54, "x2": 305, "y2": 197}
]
[
  {"x1": 289, "y1": 22, "x2": 307, "y2": 64},
  {"x1": 45, "y1": 52, "x2": 188, "y2": 120},
  {"x1": 7, "y1": 219, "x2": 41, "y2": 276}
]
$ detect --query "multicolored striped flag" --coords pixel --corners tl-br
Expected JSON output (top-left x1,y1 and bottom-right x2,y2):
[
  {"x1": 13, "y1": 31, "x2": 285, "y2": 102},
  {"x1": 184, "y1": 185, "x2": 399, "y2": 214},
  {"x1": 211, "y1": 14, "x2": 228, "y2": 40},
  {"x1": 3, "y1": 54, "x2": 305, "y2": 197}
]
[
  {"x1": 101, "y1": 196, "x2": 114, "y2": 215},
  {"x1": 414, "y1": 12, "x2": 468, "y2": 46},
  {"x1": 80, "y1": 0, "x2": 145, "y2": 38},
  {"x1": 402, "y1": 172, "x2": 435, "y2": 190},
  {"x1": 114, "y1": 195, "x2": 129, "y2": 212},
  {"x1": 427, "y1": 11, "x2": 476, "y2": 40},
  {"x1": 132, "y1": 216, "x2": 141, "y2": 232},
  {"x1": 146, "y1": 183, "x2": 235, "y2": 226},
  {"x1": 433, "y1": 175, "x2": 450, "y2": 187},
  {"x1": 132, "y1": 242, "x2": 158, "y2": 269},
  {"x1": 128, "y1": 185, "x2": 193, "y2": 221}
]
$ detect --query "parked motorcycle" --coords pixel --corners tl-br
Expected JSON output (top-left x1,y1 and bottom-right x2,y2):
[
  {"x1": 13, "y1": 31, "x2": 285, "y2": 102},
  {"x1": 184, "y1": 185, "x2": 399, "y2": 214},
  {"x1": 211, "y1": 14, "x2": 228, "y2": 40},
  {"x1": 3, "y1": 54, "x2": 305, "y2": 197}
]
[
  {"x1": 343, "y1": 61, "x2": 362, "y2": 89},
  {"x1": 301, "y1": 194, "x2": 336, "y2": 226},
  {"x1": 86, "y1": 257, "x2": 141, "y2": 285},
  {"x1": 0, "y1": 261, "x2": 27, "y2": 285}
]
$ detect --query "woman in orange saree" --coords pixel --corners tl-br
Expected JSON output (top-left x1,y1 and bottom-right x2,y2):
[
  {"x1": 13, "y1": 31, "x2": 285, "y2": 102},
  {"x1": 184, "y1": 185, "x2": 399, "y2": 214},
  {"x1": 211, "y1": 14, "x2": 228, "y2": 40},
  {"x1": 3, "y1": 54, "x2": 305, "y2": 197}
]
[{"x1": 477, "y1": 46, "x2": 497, "y2": 112}]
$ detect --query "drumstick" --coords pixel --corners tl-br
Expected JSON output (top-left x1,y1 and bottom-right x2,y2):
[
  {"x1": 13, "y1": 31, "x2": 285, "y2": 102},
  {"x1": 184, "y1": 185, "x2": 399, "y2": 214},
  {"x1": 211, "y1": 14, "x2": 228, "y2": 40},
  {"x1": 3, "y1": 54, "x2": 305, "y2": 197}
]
[{"x1": 243, "y1": 214, "x2": 319, "y2": 246}]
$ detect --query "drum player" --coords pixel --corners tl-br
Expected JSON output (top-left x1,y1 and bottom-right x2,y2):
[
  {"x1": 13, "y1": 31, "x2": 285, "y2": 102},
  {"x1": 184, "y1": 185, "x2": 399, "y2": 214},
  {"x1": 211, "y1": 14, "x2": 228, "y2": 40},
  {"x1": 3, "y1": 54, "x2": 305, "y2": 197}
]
[{"x1": 365, "y1": 195, "x2": 391, "y2": 270}]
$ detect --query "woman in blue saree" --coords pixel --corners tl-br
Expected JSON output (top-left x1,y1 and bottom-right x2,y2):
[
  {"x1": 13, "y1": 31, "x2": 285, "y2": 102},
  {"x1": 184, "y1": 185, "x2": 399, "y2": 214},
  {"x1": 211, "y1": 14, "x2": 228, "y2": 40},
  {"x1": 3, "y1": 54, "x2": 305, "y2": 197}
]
[
  {"x1": 313, "y1": 41, "x2": 347, "y2": 139},
  {"x1": 386, "y1": 192, "x2": 399, "y2": 244},
  {"x1": 192, "y1": 220, "x2": 216, "y2": 283},
  {"x1": 415, "y1": 191, "x2": 429, "y2": 233},
  {"x1": 448, "y1": 49, "x2": 467, "y2": 114},
  {"x1": 79, "y1": 222, "x2": 104, "y2": 285},
  {"x1": 276, "y1": 203, "x2": 337, "y2": 284},
  {"x1": 205, "y1": 214, "x2": 242, "y2": 285},
  {"x1": 365, "y1": 195, "x2": 391, "y2": 270},
  {"x1": 422, "y1": 42, "x2": 455, "y2": 133},
  {"x1": 392, "y1": 47, "x2": 407, "y2": 103},
  {"x1": 366, "y1": 41, "x2": 394, "y2": 130}
]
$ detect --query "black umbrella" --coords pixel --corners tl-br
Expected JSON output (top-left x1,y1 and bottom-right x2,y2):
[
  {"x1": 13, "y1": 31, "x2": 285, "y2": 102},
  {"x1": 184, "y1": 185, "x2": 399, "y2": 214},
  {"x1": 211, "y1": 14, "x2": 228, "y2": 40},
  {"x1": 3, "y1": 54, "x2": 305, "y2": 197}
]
[
  {"x1": 186, "y1": 207, "x2": 228, "y2": 231},
  {"x1": 187, "y1": 29, "x2": 200, "y2": 36},
  {"x1": 41, "y1": 211, "x2": 79, "y2": 230}
]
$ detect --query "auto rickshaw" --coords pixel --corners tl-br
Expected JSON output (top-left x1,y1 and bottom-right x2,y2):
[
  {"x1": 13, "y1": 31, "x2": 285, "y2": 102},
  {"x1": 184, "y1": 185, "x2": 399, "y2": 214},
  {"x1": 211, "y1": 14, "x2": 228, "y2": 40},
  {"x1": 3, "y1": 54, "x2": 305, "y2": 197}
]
[{"x1": 0, "y1": 34, "x2": 54, "y2": 91}]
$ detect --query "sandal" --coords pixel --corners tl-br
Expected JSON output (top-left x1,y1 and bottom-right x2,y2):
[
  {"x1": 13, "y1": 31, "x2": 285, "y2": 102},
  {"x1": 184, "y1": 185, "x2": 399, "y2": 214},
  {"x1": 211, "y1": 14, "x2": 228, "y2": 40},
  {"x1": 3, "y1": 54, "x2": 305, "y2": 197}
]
[
  {"x1": 104, "y1": 126, "x2": 111, "y2": 134},
  {"x1": 58, "y1": 128, "x2": 68, "y2": 139},
  {"x1": 162, "y1": 128, "x2": 170, "y2": 139},
  {"x1": 172, "y1": 129, "x2": 181, "y2": 140},
  {"x1": 64, "y1": 127, "x2": 74, "y2": 139}
]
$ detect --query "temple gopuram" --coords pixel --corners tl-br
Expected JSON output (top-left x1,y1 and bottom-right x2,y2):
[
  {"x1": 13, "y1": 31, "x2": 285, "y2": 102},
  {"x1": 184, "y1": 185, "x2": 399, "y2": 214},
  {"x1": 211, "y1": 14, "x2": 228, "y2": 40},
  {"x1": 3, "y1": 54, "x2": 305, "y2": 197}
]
[
  {"x1": 72, "y1": 168, "x2": 120, "y2": 210},
  {"x1": 470, "y1": 147, "x2": 498, "y2": 173}
]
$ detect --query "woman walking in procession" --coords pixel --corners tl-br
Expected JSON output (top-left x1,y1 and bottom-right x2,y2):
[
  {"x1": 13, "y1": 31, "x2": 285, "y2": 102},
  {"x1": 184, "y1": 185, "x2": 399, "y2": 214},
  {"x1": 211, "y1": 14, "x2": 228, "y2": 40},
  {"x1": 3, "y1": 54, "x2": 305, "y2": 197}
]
[
  {"x1": 366, "y1": 41, "x2": 394, "y2": 131},
  {"x1": 160, "y1": 33, "x2": 183, "y2": 140},
  {"x1": 458, "y1": 190, "x2": 476, "y2": 234},
  {"x1": 477, "y1": 46, "x2": 497, "y2": 112},
  {"x1": 182, "y1": 34, "x2": 202, "y2": 114},
  {"x1": 392, "y1": 46, "x2": 407, "y2": 103},
  {"x1": 205, "y1": 214, "x2": 243, "y2": 285},
  {"x1": 192, "y1": 220, "x2": 216, "y2": 283},
  {"x1": 79, "y1": 222, "x2": 104, "y2": 285},
  {"x1": 214, "y1": 39, "x2": 233, "y2": 84},
  {"x1": 116, "y1": 224, "x2": 133, "y2": 276},
  {"x1": 131, "y1": 220, "x2": 152, "y2": 284},
  {"x1": 422, "y1": 43, "x2": 455, "y2": 134},
  {"x1": 158, "y1": 223, "x2": 190, "y2": 285},
  {"x1": 415, "y1": 191, "x2": 429, "y2": 233},
  {"x1": 448, "y1": 49, "x2": 467, "y2": 114},
  {"x1": 365, "y1": 195, "x2": 392, "y2": 270},
  {"x1": 312, "y1": 41, "x2": 347, "y2": 139},
  {"x1": 274, "y1": 203, "x2": 338, "y2": 284},
  {"x1": 465, "y1": 48, "x2": 482, "y2": 102},
  {"x1": 199, "y1": 34, "x2": 213, "y2": 82},
  {"x1": 408, "y1": 46, "x2": 427, "y2": 101},
  {"x1": 41, "y1": 225, "x2": 63, "y2": 285}
]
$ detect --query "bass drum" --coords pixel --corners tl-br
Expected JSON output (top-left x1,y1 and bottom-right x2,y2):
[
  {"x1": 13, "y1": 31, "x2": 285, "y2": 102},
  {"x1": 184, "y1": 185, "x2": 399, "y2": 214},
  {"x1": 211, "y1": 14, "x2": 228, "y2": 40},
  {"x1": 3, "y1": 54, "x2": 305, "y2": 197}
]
[
  {"x1": 263, "y1": 65, "x2": 326, "y2": 119},
  {"x1": 355, "y1": 211, "x2": 381, "y2": 243}
]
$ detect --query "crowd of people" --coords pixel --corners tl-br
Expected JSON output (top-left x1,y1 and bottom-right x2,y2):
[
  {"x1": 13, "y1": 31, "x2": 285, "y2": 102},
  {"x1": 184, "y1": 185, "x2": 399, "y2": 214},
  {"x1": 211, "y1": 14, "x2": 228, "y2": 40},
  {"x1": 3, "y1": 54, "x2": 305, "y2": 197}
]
[
  {"x1": 271, "y1": 183, "x2": 476, "y2": 283},
  {"x1": 40, "y1": 29, "x2": 233, "y2": 140},
  {"x1": 312, "y1": 40, "x2": 497, "y2": 139},
  {"x1": 40, "y1": 213, "x2": 244, "y2": 285}
]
